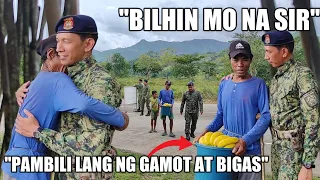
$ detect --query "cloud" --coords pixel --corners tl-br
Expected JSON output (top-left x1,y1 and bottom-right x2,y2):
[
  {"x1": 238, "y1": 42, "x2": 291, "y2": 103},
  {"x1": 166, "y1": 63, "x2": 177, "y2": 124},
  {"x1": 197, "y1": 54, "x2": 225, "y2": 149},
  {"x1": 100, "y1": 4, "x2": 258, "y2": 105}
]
[{"x1": 79, "y1": 0, "x2": 320, "y2": 51}]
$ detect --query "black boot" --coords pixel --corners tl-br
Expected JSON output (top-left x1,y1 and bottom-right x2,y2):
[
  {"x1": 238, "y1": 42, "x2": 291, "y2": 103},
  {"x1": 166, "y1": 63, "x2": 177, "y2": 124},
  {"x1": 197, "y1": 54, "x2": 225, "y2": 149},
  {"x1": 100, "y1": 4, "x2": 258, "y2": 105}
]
[
  {"x1": 186, "y1": 134, "x2": 190, "y2": 141},
  {"x1": 140, "y1": 111, "x2": 144, "y2": 116},
  {"x1": 145, "y1": 110, "x2": 151, "y2": 116},
  {"x1": 190, "y1": 133, "x2": 196, "y2": 138},
  {"x1": 135, "y1": 108, "x2": 141, "y2": 112}
]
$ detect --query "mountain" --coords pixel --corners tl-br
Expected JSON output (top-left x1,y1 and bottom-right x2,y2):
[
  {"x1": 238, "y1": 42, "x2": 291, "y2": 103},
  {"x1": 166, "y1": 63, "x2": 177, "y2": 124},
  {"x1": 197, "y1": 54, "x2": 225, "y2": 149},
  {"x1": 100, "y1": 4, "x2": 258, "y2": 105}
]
[{"x1": 93, "y1": 39, "x2": 229, "y2": 62}]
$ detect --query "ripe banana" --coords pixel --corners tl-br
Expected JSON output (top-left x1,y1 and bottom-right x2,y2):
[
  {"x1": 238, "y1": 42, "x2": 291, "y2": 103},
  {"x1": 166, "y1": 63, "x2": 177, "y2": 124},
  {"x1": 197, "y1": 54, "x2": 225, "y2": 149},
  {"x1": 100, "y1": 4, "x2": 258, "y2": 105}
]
[
  {"x1": 213, "y1": 135, "x2": 229, "y2": 146},
  {"x1": 224, "y1": 143, "x2": 236, "y2": 148},
  {"x1": 217, "y1": 137, "x2": 239, "y2": 147},
  {"x1": 209, "y1": 132, "x2": 223, "y2": 146}
]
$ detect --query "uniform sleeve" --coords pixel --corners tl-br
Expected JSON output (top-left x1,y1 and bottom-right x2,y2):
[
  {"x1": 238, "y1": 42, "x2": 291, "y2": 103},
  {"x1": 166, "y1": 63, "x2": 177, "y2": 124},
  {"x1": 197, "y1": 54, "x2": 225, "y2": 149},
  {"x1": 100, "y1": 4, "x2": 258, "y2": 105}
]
[
  {"x1": 207, "y1": 82, "x2": 224, "y2": 132},
  {"x1": 242, "y1": 81, "x2": 271, "y2": 146},
  {"x1": 146, "y1": 86, "x2": 150, "y2": 97},
  {"x1": 297, "y1": 69, "x2": 320, "y2": 165},
  {"x1": 37, "y1": 73, "x2": 123, "y2": 155},
  {"x1": 198, "y1": 92, "x2": 203, "y2": 113},
  {"x1": 53, "y1": 75, "x2": 124, "y2": 127},
  {"x1": 180, "y1": 93, "x2": 186, "y2": 113}
]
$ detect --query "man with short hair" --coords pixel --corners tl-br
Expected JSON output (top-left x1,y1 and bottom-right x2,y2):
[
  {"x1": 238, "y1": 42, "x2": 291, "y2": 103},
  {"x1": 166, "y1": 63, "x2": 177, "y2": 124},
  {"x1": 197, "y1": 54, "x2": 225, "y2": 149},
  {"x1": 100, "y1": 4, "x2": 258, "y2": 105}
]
[
  {"x1": 194, "y1": 40, "x2": 271, "y2": 180},
  {"x1": 140, "y1": 79, "x2": 151, "y2": 116},
  {"x1": 262, "y1": 30, "x2": 320, "y2": 180},
  {"x1": 158, "y1": 80, "x2": 175, "y2": 137},
  {"x1": 180, "y1": 81, "x2": 203, "y2": 141},
  {"x1": 15, "y1": 15, "x2": 126, "y2": 180},
  {"x1": 134, "y1": 79, "x2": 144, "y2": 112}
]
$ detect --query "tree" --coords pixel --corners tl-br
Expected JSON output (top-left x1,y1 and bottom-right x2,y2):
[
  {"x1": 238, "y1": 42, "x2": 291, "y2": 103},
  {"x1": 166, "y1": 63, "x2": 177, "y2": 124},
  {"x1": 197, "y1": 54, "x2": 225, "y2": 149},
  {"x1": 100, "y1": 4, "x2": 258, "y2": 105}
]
[
  {"x1": 134, "y1": 53, "x2": 163, "y2": 79},
  {"x1": 172, "y1": 54, "x2": 204, "y2": 80},
  {"x1": 108, "y1": 53, "x2": 130, "y2": 77},
  {"x1": 201, "y1": 61, "x2": 216, "y2": 79}
]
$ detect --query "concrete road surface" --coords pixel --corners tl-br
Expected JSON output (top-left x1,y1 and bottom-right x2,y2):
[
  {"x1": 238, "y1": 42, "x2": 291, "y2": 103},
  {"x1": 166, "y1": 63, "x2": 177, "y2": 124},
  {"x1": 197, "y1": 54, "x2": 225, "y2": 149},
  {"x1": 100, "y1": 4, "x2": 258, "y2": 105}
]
[{"x1": 115, "y1": 103, "x2": 320, "y2": 176}]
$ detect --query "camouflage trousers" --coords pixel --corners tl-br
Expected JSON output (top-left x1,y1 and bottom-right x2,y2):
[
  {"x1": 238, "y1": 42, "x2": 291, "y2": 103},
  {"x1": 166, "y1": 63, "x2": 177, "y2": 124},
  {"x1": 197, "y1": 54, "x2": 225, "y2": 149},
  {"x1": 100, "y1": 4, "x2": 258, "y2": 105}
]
[
  {"x1": 54, "y1": 147, "x2": 117, "y2": 180},
  {"x1": 184, "y1": 113, "x2": 198, "y2": 135},
  {"x1": 141, "y1": 97, "x2": 150, "y2": 112},
  {"x1": 271, "y1": 138, "x2": 302, "y2": 180},
  {"x1": 137, "y1": 94, "x2": 142, "y2": 109}
]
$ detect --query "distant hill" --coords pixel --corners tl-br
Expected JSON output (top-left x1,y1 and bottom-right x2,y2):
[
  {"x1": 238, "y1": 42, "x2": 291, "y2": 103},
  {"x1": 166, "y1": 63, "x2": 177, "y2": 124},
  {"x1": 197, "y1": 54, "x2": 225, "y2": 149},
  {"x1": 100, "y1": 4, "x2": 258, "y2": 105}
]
[{"x1": 93, "y1": 39, "x2": 229, "y2": 62}]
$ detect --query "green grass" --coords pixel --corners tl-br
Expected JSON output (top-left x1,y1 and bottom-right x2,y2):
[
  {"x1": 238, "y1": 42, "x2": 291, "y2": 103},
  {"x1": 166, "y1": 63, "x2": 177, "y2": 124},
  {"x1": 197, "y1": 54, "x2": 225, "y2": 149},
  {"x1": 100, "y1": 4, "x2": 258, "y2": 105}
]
[{"x1": 118, "y1": 76, "x2": 220, "y2": 103}]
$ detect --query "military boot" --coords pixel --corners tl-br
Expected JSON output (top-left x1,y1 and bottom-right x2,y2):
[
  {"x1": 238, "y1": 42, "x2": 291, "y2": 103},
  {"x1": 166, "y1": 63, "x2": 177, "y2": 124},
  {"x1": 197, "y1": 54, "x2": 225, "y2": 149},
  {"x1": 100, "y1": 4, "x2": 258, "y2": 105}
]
[
  {"x1": 190, "y1": 132, "x2": 196, "y2": 138},
  {"x1": 134, "y1": 108, "x2": 141, "y2": 112},
  {"x1": 145, "y1": 110, "x2": 151, "y2": 116},
  {"x1": 186, "y1": 134, "x2": 190, "y2": 141},
  {"x1": 140, "y1": 111, "x2": 144, "y2": 116}
]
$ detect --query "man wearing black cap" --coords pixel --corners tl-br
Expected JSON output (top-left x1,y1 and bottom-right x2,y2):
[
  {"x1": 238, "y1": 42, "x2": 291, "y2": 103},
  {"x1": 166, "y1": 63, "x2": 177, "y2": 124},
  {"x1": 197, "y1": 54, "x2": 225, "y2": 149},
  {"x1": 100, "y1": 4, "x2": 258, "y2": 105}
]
[
  {"x1": 13, "y1": 15, "x2": 126, "y2": 180},
  {"x1": 180, "y1": 81, "x2": 203, "y2": 141},
  {"x1": 134, "y1": 79, "x2": 144, "y2": 112},
  {"x1": 194, "y1": 40, "x2": 271, "y2": 180},
  {"x1": 3, "y1": 35, "x2": 127, "y2": 180},
  {"x1": 140, "y1": 79, "x2": 151, "y2": 116},
  {"x1": 158, "y1": 80, "x2": 175, "y2": 137},
  {"x1": 262, "y1": 30, "x2": 320, "y2": 180}
]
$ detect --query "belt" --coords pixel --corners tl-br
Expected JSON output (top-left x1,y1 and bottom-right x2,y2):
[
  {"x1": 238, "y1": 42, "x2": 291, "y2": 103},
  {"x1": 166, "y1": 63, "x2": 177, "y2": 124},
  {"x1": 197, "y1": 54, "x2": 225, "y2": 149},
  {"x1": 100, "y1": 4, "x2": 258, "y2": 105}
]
[{"x1": 271, "y1": 128, "x2": 297, "y2": 140}]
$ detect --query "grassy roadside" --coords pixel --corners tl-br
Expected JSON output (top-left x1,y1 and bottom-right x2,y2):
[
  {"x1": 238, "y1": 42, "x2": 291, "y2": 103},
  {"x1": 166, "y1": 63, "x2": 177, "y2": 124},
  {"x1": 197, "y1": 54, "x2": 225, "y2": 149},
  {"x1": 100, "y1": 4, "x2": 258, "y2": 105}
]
[{"x1": 117, "y1": 76, "x2": 219, "y2": 104}]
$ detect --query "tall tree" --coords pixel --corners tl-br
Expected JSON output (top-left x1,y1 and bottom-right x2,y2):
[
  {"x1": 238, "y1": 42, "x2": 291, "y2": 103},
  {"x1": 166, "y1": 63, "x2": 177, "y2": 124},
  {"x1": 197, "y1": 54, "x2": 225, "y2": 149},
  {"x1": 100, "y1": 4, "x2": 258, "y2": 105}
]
[
  {"x1": 135, "y1": 53, "x2": 163, "y2": 79},
  {"x1": 109, "y1": 53, "x2": 130, "y2": 77},
  {"x1": 172, "y1": 54, "x2": 204, "y2": 80}
]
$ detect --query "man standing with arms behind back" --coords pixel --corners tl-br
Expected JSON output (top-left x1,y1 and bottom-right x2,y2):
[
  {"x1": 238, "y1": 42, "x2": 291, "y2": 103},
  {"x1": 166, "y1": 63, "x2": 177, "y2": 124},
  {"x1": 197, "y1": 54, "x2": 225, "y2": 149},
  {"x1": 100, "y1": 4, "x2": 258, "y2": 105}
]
[
  {"x1": 262, "y1": 30, "x2": 320, "y2": 180},
  {"x1": 134, "y1": 79, "x2": 144, "y2": 112},
  {"x1": 180, "y1": 81, "x2": 203, "y2": 141},
  {"x1": 140, "y1": 79, "x2": 151, "y2": 116}
]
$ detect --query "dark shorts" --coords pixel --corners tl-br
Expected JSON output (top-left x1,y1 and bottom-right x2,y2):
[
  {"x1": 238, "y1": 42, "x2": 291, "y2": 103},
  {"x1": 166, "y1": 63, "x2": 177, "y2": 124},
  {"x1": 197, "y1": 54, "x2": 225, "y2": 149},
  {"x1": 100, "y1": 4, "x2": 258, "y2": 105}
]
[{"x1": 161, "y1": 113, "x2": 174, "y2": 120}]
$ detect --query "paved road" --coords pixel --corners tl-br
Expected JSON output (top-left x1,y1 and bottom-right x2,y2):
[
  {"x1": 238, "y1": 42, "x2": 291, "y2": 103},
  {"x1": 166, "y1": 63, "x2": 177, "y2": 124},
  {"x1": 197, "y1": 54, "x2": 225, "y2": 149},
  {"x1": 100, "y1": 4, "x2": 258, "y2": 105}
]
[{"x1": 115, "y1": 103, "x2": 320, "y2": 176}]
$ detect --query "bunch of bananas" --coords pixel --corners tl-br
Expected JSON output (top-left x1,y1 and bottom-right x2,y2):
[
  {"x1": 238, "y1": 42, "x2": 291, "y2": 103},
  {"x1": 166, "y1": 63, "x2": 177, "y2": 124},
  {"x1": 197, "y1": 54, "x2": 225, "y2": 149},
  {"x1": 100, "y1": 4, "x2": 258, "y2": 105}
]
[
  {"x1": 162, "y1": 103, "x2": 171, "y2": 107},
  {"x1": 198, "y1": 132, "x2": 238, "y2": 149}
]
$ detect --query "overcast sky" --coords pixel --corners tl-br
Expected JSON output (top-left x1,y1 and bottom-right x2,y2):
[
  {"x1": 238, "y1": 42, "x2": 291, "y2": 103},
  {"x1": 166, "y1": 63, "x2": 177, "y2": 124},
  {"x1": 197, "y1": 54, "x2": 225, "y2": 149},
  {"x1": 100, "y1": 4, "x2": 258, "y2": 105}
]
[{"x1": 78, "y1": 0, "x2": 320, "y2": 51}]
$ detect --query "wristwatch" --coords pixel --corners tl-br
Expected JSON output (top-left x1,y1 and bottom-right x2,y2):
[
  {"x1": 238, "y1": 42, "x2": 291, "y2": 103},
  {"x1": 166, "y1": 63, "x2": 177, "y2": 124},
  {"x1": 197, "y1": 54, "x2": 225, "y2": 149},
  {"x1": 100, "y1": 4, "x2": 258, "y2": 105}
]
[
  {"x1": 33, "y1": 127, "x2": 43, "y2": 139},
  {"x1": 303, "y1": 163, "x2": 315, "y2": 169}
]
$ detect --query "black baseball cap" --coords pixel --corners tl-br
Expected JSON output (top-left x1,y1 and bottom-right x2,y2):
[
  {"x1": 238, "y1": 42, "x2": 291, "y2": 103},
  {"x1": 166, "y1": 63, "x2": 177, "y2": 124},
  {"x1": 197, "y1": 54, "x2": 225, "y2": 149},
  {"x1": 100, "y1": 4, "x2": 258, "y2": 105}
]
[
  {"x1": 228, "y1": 40, "x2": 253, "y2": 59},
  {"x1": 36, "y1": 34, "x2": 57, "y2": 60},
  {"x1": 187, "y1": 81, "x2": 194, "y2": 86}
]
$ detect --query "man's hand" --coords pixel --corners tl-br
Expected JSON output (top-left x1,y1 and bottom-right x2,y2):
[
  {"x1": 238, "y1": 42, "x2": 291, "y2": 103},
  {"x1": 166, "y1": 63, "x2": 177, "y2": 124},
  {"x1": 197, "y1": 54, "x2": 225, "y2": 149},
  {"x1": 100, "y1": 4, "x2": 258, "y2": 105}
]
[
  {"x1": 232, "y1": 138, "x2": 247, "y2": 156},
  {"x1": 180, "y1": 112, "x2": 183, "y2": 115},
  {"x1": 193, "y1": 135, "x2": 203, "y2": 144},
  {"x1": 256, "y1": 113, "x2": 261, "y2": 120},
  {"x1": 16, "y1": 81, "x2": 31, "y2": 106},
  {"x1": 220, "y1": 73, "x2": 233, "y2": 82},
  {"x1": 298, "y1": 166, "x2": 313, "y2": 180},
  {"x1": 112, "y1": 112, "x2": 129, "y2": 131},
  {"x1": 200, "y1": 111, "x2": 203, "y2": 115},
  {"x1": 15, "y1": 109, "x2": 40, "y2": 137}
]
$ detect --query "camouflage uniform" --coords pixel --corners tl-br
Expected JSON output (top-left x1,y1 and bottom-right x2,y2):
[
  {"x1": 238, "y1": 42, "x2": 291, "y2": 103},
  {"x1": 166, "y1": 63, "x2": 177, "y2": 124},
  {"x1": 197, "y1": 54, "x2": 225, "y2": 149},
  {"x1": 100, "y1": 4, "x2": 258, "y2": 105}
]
[
  {"x1": 134, "y1": 83, "x2": 143, "y2": 110},
  {"x1": 180, "y1": 90, "x2": 203, "y2": 136},
  {"x1": 38, "y1": 56, "x2": 122, "y2": 180},
  {"x1": 140, "y1": 85, "x2": 151, "y2": 114},
  {"x1": 269, "y1": 59, "x2": 320, "y2": 180}
]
